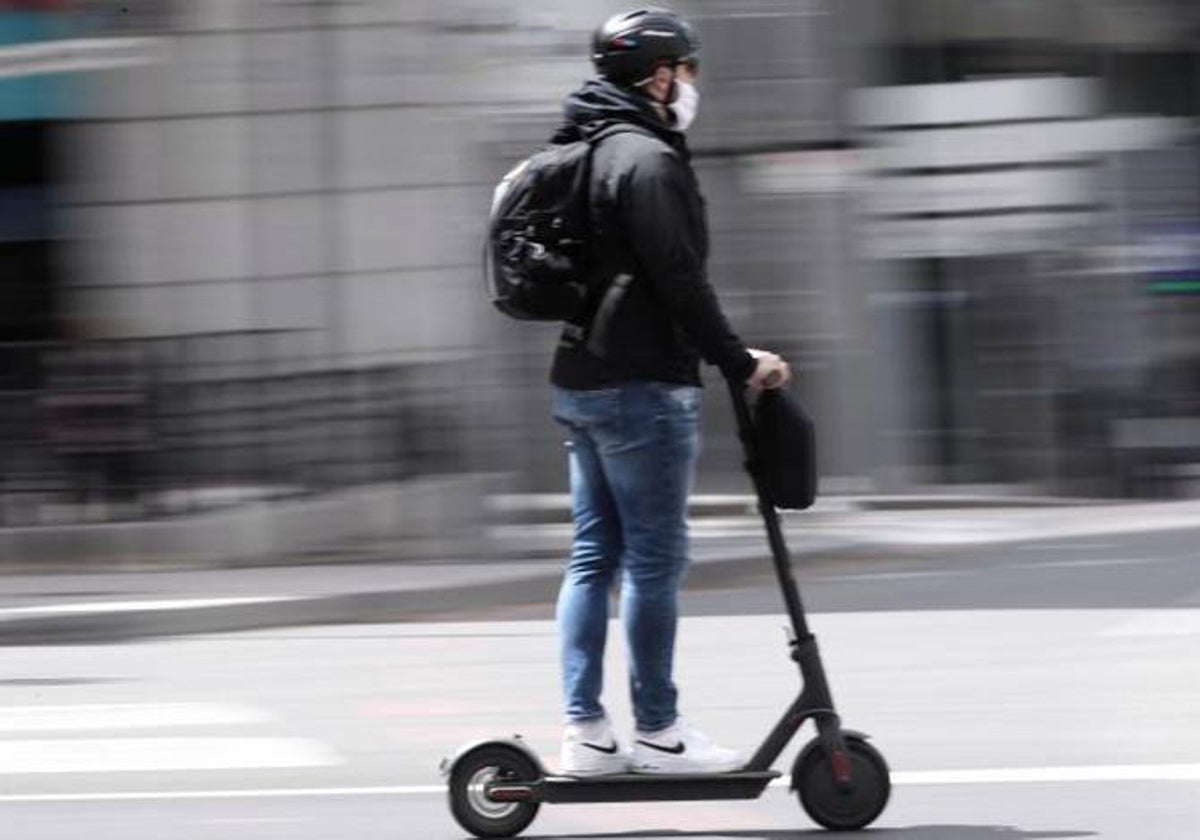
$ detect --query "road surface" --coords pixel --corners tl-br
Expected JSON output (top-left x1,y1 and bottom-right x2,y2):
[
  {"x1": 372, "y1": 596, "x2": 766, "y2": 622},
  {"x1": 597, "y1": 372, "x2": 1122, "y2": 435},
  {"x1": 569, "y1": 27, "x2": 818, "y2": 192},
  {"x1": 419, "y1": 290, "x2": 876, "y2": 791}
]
[{"x1": 1, "y1": 528, "x2": 1197, "y2": 839}]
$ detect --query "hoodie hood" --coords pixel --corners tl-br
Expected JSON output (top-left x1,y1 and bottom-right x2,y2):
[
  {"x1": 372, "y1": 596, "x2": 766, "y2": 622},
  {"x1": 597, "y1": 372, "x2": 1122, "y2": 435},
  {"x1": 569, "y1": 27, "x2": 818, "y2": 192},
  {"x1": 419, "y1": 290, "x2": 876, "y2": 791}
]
[{"x1": 551, "y1": 77, "x2": 686, "y2": 154}]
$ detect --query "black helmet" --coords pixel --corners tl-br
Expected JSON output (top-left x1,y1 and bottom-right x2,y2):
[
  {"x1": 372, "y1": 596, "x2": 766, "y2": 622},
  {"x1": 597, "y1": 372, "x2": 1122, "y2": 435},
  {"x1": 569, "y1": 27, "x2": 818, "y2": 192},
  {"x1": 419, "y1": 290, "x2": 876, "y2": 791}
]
[{"x1": 591, "y1": 7, "x2": 698, "y2": 87}]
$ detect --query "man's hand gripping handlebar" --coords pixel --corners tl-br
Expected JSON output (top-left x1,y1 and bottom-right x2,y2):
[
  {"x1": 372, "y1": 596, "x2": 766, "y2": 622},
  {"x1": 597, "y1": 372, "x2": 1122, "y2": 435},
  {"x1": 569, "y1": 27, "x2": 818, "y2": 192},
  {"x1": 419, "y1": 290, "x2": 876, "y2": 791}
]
[{"x1": 746, "y1": 348, "x2": 792, "y2": 391}]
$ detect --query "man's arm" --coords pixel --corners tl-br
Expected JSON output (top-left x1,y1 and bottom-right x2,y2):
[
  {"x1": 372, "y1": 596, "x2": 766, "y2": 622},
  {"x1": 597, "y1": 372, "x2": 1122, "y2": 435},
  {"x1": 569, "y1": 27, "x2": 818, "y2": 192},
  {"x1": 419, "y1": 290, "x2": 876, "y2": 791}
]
[
  {"x1": 622, "y1": 149, "x2": 755, "y2": 382},
  {"x1": 621, "y1": 150, "x2": 790, "y2": 388}
]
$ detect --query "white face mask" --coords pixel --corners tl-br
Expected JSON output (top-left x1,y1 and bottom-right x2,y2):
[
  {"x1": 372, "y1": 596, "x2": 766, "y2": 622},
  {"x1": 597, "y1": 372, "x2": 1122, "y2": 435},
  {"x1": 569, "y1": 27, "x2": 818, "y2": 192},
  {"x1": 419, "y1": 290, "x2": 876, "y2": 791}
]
[{"x1": 669, "y1": 80, "x2": 699, "y2": 131}]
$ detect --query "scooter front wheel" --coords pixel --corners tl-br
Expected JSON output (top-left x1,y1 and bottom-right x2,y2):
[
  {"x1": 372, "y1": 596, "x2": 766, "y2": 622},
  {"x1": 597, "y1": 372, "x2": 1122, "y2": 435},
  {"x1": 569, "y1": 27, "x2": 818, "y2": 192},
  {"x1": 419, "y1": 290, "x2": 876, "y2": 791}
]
[
  {"x1": 447, "y1": 744, "x2": 541, "y2": 838},
  {"x1": 793, "y1": 733, "x2": 890, "y2": 831}
]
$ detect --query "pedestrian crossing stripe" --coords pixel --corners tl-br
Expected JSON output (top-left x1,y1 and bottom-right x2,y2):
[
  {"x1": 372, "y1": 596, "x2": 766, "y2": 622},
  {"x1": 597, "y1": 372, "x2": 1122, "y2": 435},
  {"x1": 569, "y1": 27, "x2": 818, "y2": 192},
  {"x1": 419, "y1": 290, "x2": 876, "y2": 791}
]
[
  {"x1": 0, "y1": 596, "x2": 299, "y2": 619},
  {"x1": 0, "y1": 703, "x2": 273, "y2": 732},
  {"x1": 0, "y1": 703, "x2": 340, "y2": 774},
  {"x1": 0, "y1": 738, "x2": 339, "y2": 774}
]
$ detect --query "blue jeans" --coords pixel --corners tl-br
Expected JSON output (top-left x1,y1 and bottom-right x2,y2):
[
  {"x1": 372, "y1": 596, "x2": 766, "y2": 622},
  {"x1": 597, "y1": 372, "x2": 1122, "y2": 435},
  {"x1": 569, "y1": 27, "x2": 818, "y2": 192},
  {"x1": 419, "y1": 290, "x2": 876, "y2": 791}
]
[{"x1": 551, "y1": 381, "x2": 702, "y2": 733}]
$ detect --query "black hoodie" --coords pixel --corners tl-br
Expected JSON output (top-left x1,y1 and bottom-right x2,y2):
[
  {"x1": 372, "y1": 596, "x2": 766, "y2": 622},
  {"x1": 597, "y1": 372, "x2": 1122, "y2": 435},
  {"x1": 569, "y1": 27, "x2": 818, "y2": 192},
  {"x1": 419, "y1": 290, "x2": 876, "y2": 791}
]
[{"x1": 549, "y1": 78, "x2": 755, "y2": 390}]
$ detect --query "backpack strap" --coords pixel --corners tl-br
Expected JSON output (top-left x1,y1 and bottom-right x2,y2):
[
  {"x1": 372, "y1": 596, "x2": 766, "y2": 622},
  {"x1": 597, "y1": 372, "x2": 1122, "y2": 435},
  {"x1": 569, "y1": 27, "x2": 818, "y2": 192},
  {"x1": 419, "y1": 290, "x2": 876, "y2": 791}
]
[
  {"x1": 580, "y1": 120, "x2": 658, "y2": 147},
  {"x1": 565, "y1": 121, "x2": 662, "y2": 355}
]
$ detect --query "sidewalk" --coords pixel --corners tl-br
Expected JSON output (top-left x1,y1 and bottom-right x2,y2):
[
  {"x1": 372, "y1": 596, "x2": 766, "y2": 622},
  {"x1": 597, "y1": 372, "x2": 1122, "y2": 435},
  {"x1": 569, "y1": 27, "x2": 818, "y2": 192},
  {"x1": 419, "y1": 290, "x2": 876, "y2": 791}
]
[{"x1": 1, "y1": 493, "x2": 1198, "y2": 645}]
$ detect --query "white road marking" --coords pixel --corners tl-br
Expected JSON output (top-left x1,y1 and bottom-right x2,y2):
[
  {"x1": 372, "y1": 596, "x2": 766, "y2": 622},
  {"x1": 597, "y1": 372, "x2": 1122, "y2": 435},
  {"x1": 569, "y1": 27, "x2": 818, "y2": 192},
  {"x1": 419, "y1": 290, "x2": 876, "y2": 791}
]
[
  {"x1": 0, "y1": 787, "x2": 437, "y2": 803},
  {"x1": 0, "y1": 738, "x2": 339, "y2": 774},
  {"x1": 1018, "y1": 543, "x2": 1118, "y2": 552},
  {"x1": 1103, "y1": 611, "x2": 1200, "y2": 637},
  {"x1": 892, "y1": 764, "x2": 1200, "y2": 784},
  {"x1": 1024, "y1": 558, "x2": 1149, "y2": 569},
  {"x1": 199, "y1": 818, "x2": 304, "y2": 825},
  {"x1": 2, "y1": 763, "x2": 1199, "y2": 801},
  {"x1": 0, "y1": 597, "x2": 300, "y2": 619},
  {"x1": 0, "y1": 703, "x2": 273, "y2": 733},
  {"x1": 816, "y1": 570, "x2": 969, "y2": 582}
]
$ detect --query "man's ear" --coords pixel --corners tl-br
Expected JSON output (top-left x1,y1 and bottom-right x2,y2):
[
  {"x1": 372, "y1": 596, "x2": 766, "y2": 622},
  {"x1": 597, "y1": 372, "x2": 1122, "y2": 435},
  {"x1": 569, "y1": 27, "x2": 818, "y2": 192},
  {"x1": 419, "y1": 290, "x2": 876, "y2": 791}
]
[{"x1": 649, "y1": 64, "x2": 674, "y2": 102}]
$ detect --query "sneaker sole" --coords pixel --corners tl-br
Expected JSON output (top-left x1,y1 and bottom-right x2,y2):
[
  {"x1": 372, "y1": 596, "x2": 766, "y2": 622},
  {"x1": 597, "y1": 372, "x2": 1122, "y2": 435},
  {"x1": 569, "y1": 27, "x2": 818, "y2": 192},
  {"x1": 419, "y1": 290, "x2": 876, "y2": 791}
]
[
  {"x1": 631, "y1": 761, "x2": 743, "y2": 775},
  {"x1": 559, "y1": 766, "x2": 634, "y2": 777},
  {"x1": 560, "y1": 755, "x2": 634, "y2": 777}
]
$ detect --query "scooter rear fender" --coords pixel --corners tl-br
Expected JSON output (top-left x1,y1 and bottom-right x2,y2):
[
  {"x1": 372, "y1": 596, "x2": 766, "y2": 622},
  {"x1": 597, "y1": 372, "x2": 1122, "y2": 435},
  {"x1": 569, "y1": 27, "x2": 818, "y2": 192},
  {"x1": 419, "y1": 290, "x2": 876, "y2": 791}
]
[{"x1": 439, "y1": 735, "x2": 548, "y2": 779}]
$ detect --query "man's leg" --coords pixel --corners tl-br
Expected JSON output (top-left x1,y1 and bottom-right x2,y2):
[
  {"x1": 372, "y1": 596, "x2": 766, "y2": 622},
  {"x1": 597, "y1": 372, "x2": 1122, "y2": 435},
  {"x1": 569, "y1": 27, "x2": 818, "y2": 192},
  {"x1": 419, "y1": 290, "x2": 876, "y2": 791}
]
[
  {"x1": 595, "y1": 383, "x2": 701, "y2": 733},
  {"x1": 598, "y1": 383, "x2": 742, "y2": 773},
  {"x1": 554, "y1": 399, "x2": 623, "y2": 724}
]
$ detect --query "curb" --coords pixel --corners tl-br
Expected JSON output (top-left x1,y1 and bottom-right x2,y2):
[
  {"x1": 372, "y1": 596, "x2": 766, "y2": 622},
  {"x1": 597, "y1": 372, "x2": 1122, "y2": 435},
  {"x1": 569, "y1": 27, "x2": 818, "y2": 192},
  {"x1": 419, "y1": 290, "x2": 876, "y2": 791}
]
[
  {"x1": 0, "y1": 544, "x2": 862, "y2": 646},
  {"x1": 487, "y1": 493, "x2": 1092, "y2": 524},
  {"x1": 0, "y1": 579, "x2": 556, "y2": 646}
]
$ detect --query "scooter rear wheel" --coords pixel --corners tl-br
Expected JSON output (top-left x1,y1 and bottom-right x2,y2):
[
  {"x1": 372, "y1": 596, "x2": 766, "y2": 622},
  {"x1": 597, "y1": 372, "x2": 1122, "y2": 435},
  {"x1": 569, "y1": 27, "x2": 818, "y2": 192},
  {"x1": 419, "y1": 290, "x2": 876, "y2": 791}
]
[
  {"x1": 793, "y1": 733, "x2": 890, "y2": 831},
  {"x1": 448, "y1": 744, "x2": 541, "y2": 838}
]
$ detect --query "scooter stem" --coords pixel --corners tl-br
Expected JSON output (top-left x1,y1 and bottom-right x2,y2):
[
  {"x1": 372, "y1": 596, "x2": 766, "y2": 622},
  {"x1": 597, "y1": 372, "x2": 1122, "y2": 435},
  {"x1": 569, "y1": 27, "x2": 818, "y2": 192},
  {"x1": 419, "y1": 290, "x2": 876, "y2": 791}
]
[{"x1": 725, "y1": 377, "x2": 813, "y2": 642}]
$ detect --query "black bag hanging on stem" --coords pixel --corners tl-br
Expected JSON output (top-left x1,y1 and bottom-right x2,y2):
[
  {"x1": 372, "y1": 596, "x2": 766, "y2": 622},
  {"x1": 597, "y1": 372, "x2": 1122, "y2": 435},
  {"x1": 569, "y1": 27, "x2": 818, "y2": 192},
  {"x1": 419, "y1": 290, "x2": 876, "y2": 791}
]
[{"x1": 753, "y1": 387, "x2": 818, "y2": 510}]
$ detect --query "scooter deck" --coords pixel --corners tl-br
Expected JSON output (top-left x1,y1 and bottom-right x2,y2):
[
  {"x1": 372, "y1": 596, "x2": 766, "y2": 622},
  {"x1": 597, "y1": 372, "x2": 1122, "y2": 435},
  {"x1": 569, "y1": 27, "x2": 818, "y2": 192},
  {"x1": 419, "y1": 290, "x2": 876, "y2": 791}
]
[{"x1": 502, "y1": 770, "x2": 781, "y2": 804}]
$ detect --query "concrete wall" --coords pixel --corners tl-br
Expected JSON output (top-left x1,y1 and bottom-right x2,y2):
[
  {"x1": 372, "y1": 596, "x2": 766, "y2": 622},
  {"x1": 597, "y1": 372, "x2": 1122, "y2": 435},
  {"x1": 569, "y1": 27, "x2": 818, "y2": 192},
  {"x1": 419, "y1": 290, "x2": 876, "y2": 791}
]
[{"x1": 55, "y1": 0, "x2": 897, "y2": 494}]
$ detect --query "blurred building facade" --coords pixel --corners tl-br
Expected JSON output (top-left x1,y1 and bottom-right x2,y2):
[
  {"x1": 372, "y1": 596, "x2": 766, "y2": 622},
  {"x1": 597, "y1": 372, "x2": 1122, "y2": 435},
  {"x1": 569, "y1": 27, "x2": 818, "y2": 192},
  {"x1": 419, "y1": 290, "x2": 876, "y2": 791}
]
[
  {"x1": 853, "y1": 0, "x2": 1200, "y2": 497},
  {"x1": 2, "y1": 0, "x2": 1199, "y2": 527}
]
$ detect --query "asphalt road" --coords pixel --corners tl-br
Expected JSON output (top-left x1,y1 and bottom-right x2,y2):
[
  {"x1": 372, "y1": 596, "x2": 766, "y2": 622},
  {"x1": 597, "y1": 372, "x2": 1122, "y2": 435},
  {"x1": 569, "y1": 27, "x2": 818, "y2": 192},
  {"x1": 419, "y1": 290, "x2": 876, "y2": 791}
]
[
  {"x1": 1, "y1": 527, "x2": 1197, "y2": 839},
  {"x1": 456, "y1": 526, "x2": 1200, "y2": 621},
  {"x1": 686, "y1": 526, "x2": 1200, "y2": 614}
]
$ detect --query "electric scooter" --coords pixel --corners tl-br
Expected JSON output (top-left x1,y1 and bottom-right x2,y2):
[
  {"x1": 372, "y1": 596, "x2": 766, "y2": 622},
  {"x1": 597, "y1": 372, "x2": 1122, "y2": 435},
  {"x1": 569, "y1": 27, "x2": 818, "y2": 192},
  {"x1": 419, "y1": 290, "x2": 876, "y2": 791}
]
[{"x1": 442, "y1": 378, "x2": 890, "y2": 837}]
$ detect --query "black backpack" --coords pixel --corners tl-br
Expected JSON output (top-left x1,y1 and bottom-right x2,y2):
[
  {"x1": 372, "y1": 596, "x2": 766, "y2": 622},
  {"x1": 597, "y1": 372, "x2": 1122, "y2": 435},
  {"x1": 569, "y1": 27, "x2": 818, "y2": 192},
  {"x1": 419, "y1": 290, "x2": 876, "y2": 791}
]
[{"x1": 485, "y1": 124, "x2": 636, "y2": 321}]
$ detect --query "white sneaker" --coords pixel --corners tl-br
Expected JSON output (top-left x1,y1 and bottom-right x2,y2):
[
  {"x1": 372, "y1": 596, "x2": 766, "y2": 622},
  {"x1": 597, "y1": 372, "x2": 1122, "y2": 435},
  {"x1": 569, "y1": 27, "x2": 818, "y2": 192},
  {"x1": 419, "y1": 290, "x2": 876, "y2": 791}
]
[
  {"x1": 632, "y1": 718, "x2": 743, "y2": 774},
  {"x1": 559, "y1": 717, "x2": 632, "y2": 777}
]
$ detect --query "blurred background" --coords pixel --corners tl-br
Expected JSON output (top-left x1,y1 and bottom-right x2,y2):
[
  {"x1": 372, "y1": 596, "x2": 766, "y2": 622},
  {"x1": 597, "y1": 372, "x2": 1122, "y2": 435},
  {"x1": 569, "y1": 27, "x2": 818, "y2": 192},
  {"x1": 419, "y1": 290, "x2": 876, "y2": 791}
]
[{"x1": 1, "y1": 0, "x2": 1199, "y2": 564}]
